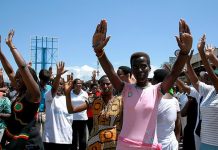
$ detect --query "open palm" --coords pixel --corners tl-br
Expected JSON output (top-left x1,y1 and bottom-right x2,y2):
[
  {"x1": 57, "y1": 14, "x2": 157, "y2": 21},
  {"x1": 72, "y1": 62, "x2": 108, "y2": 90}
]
[{"x1": 92, "y1": 19, "x2": 110, "y2": 53}]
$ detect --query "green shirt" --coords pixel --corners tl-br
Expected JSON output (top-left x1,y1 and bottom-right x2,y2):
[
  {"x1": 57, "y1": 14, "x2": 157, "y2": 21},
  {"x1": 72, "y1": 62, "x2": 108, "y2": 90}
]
[{"x1": 0, "y1": 96, "x2": 11, "y2": 129}]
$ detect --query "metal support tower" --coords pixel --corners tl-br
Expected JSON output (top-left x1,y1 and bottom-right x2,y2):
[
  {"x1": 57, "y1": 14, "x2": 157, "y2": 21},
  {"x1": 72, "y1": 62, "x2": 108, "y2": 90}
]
[
  {"x1": 30, "y1": 36, "x2": 58, "y2": 73},
  {"x1": 97, "y1": 60, "x2": 100, "y2": 77}
]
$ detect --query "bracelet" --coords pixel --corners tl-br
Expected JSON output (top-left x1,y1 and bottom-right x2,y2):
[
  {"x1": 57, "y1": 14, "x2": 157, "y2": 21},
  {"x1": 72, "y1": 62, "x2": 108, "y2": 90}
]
[
  {"x1": 179, "y1": 52, "x2": 189, "y2": 55},
  {"x1": 21, "y1": 64, "x2": 27, "y2": 69},
  {"x1": 97, "y1": 51, "x2": 105, "y2": 59},
  {"x1": 95, "y1": 49, "x2": 104, "y2": 57}
]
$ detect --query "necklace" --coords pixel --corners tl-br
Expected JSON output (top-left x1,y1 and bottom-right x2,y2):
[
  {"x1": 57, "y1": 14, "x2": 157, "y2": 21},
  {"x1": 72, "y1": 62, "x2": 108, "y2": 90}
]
[
  {"x1": 135, "y1": 83, "x2": 151, "y2": 90},
  {"x1": 101, "y1": 98, "x2": 114, "y2": 118}
]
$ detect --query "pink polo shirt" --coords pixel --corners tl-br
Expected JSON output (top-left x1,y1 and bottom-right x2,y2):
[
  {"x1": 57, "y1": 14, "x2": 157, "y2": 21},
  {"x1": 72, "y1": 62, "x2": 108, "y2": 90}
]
[{"x1": 117, "y1": 83, "x2": 162, "y2": 150}]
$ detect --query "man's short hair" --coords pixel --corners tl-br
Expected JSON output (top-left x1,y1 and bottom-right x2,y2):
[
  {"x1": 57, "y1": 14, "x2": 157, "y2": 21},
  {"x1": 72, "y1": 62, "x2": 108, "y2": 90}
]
[{"x1": 39, "y1": 69, "x2": 50, "y2": 82}]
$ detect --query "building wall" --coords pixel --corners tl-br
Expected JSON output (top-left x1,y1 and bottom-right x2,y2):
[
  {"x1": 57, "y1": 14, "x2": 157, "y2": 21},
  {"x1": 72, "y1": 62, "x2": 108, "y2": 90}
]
[{"x1": 190, "y1": 48, "x2": 218, "y2": 69}]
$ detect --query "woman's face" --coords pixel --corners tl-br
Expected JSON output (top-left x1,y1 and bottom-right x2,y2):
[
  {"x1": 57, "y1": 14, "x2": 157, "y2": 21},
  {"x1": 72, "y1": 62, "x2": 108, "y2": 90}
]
[
  {"x1": 15, "y1": 71, "x2": 25, "y2": 91},
  {"x1": 74, "y1": 80, "x2": 82, "y2": 91},
  {"x1": 131, "y1": 56, "x2": 150, "y2": 84},
  {"x1": 99, "y1": 77, "x2": 113, "y2": 96},
  {"x1": 57, "y1": 78, "x2": 64, "y2": 96},
  {"x1": 117, "y1": 69, "x2": 129, "y2": 82},
  {"x1": 91, "y1": 85, "x2": 98, "y2": 94}
]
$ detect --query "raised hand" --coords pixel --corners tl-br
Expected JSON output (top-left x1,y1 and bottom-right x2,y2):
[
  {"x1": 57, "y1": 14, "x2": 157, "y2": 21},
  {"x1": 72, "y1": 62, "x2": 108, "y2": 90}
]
[
  {"x1": 92, "y1": 19, "x2": 111, "y2": 55},
  {"x1": 27, "y1": 61, "x2": 32, "y2": 67},
  {"x1": 5, "y1": 29, "x2": 15, "y2": 48},
  {"x1": 64, "y1": 76, "x2": 73, "y2": 95},
  {"x1": 205, "y1": 44, "x2": 215, "y2": 58},
  {"x1": 56, "y1": 61, "x2": 68, "y2": 76},
  {"x1": 175, "y1": 19, "x2": 193, "y2": 54},
  {"x1": 197, "y1": 34, "x2": 206, "y2": 53}
]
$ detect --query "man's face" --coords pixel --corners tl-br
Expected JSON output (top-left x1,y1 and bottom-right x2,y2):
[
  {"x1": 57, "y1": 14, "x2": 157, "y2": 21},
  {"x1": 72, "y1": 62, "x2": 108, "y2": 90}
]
[{"x1": 40, "y1": 79, "x2": 48, "y2": 88}]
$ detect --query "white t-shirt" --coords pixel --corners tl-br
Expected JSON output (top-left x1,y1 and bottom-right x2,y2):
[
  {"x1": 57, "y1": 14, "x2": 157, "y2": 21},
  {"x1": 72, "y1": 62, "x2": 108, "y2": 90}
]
[
  {"x1": 198, "y1": 82, "x2": 218, "y2": 146},
  {"x1": 43, "y1": 90, "x2": 73, "y2": 144},
  {"x1": 71, "y1": 90, "x2": 88, "y2": 120},
  {"x1": 157, "y1": 97, "x2": 180, "y2": 150}
]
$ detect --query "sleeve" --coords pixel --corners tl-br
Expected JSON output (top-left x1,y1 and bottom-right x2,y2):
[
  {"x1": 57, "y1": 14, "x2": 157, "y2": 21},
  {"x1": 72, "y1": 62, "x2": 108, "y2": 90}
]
[
  {"x1": 84, "y1": 91, "x2": 89, "y2": 99},
  {"x1": 189, "y1": 87, "x2": 199, "y2": 99},
  {"x1": 4, "y1": 97, "x2": 11, "y2": 114},
  {"x1": 156, "y1": 83, "x2": 163, "y2": 101},
  {"x1": 199, "y1": 81, "x2": 214, "y2": 98},
  {"x1": 121, "y1": 82, "x2": 129, "y2": 100}
]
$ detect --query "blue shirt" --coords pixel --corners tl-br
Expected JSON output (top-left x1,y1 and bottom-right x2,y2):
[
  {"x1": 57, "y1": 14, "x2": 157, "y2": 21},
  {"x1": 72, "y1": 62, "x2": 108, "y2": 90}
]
[{"x1": 39, "y1": 85, "x2": 52, "y2": 112}]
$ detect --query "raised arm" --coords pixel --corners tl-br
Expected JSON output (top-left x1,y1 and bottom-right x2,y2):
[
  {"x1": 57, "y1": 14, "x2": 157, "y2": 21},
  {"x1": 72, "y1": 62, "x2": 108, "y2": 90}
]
[
  {"x1": 92, "y1": 19, "x2": 124, "y2": 92},
  {"x1": 161, "y1": 19, "x2": 193, "y2": 93},
  {"x1": 64, "y1": 75, "x2": 88, "y2": 114},
  {"x1": 6, "y1": 30, "x2": 40, "y2": 102},
  {"x1": 183, "y1": 50, "x2": 200, "y2": 92},
  {"x1": 198, "y1": 35, "x2": 218, "y2": 91},
  {"x1": 51, "y1": 61, "x2": 67, "y2": 97},
  {"x1": 175, "y1": 111, "x2": 181, "y2": 142},
  {"x1": 205, "y1": 44, "x2": 218, "y2": 67},
  {"x1": 0, "y1": 35, "x2": 16, "y2": 88},
  {"x1": 176, "y1": 78, "x2": 191, "y2": 95}
]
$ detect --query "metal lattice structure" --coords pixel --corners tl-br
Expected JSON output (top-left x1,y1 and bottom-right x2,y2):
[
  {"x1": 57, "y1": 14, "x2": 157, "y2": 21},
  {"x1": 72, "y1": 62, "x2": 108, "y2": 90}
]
[
  {"x1": 97, "y1": 60, "x2": 100, "y2": 77},
  {"x1": 30, "y1": 36, "x2": 58, "y2": 73}
]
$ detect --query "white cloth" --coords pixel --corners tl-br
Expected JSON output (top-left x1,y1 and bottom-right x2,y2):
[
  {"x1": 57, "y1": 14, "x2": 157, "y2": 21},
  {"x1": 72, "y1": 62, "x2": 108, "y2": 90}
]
[
  {"x1": 157, "y1": 97, "x2": 180, "y2": 150},
  {"x1": 43, "y1": 90, "x2": 73, "y2": 144},
  {"x1": 71, "y1": 90, "x2": 88, "y2": 120},
  {"x1": 178, "y1": 93, "x2": 188, "y2": 110},
  {"x1": 177, "y1": 92, "x2": 188, "y2": 135},
  {"x1": 198, "y1": 82, "x2": 218, "y2": 146}
]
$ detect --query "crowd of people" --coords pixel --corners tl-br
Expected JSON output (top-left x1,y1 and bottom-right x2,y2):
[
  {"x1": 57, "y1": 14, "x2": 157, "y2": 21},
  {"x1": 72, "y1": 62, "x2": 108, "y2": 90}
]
[{"x1": 0, "y1": 18, "x2": 217, "y2": 150}]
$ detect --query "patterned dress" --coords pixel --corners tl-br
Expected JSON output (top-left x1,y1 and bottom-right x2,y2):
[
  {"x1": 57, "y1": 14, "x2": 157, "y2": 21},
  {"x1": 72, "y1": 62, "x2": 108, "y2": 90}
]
[{"x1": 87, "y1": 96, "x2": 123, "y2": 150}]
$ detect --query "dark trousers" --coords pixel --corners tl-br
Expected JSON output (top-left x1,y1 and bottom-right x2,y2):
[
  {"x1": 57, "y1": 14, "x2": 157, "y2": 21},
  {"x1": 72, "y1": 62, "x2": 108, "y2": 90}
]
[
  {"x1": 44, "y1": 142, "x2": 71, "y2": 150},
  {"x1": 183, "y1": 126, "x2": 196, "y2": 150},
  {"x1": 87, "y1": 117, "x2": 93, "y2": 134},
  {"x1": 72, "y1": 120, "x2": 88, "y2": 150}
]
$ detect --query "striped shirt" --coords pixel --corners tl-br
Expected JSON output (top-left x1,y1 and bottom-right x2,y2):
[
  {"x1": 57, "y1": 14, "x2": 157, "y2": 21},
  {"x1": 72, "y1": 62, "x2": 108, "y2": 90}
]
[{"x1": 199, "y1": 82, "x2": 218, "y2": 146}]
